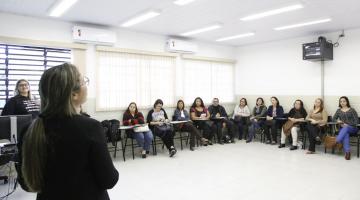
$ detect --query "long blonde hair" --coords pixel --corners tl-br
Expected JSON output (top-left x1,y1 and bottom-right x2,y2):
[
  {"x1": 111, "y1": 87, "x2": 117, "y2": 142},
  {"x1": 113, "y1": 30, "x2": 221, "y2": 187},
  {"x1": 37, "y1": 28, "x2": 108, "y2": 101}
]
[{"x1": 21, "y1": 63, "x2": 81, "y2": 192}]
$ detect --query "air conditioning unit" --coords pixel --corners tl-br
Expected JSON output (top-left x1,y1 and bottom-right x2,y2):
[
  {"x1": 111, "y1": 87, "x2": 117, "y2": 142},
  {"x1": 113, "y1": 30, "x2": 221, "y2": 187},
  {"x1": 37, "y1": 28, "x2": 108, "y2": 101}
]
[
  {"x1": 166, "y1": 39, "x2": 197, "y2": 54},
  {"x1": 72, "y1": 26, "x2": 116, "y2": 45}
]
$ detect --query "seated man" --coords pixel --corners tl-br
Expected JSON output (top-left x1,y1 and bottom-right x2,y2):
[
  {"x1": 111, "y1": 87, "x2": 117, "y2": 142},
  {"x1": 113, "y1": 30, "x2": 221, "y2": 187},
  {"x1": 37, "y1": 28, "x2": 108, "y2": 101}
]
[{"x1": 208, "y1": 98, "x2": 235, "y2": 144}]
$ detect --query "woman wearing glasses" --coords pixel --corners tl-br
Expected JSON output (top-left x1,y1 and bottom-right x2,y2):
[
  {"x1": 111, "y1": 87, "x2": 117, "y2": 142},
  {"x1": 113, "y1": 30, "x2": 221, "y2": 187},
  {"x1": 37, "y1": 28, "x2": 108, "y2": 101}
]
[
  {"x1": 18, "y1": 63, "x2": 118, "y2": 200},
  {"x1": 1, "y1": 79, "x2": 40, "y2": 118}
]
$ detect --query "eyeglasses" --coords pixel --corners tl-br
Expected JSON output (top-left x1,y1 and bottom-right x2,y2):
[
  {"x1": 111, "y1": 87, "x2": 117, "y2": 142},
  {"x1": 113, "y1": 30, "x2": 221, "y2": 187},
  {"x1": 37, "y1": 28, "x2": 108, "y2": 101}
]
[
  {"x1": 81, "y1": 76, "x2": 90, "y2": 86},
  {"x1": 18, "y1": 83, "x2": 29, "y2": 87}
]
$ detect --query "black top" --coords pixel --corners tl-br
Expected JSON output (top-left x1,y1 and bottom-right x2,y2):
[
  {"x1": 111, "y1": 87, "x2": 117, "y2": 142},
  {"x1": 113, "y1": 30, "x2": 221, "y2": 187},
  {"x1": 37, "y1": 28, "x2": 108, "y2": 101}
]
[
  {"x1": 1, "y1": 95, "x2": 40, "y2": 118},
  {"x1": 208, "y1": 105, "x2": 228, "y2": 119},
  {"x1": 16, "y1": 115, "x2": 118, "y2": 200},
  {"x1": 288, "y1": 108, "x2": 307, "y2": 119}
]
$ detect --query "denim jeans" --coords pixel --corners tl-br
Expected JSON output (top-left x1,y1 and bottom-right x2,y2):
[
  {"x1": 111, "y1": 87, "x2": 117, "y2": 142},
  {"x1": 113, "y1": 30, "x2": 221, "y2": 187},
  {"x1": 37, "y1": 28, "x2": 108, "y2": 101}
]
[
  {"x1": 336, "y1": 125, "x2": 359, "y2": 153},
  {"x1": 133, "y1": 130, "x2": 153, "y2": 151}
]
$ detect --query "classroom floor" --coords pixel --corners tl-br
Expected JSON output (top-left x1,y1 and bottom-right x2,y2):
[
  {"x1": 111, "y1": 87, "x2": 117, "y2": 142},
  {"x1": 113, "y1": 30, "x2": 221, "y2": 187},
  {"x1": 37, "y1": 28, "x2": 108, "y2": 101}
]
[{"x1": 3, "y1": 140, "x2": 360, "y2": 200}]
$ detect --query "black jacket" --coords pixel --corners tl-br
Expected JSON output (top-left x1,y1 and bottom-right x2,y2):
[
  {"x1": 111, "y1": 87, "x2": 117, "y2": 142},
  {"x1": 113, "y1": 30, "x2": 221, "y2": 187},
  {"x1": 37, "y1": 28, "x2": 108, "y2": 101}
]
[
  {"x1": 208, "y1": 105, "x2": 228, "y2": 119},
  {"x1": 16, "y1": 115, "x2": 118, "y2": 200}
]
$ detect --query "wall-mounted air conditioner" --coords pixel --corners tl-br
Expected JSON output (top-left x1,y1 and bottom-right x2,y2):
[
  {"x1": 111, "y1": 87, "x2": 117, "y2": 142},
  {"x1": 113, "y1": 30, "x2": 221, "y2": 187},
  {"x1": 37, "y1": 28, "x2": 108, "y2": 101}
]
[
  {"x1": 166, "y1": 39, "x2": 197, "y2": 54},
  {"x1": 72, "y1": 26, "x2": 116, "y2": 45}
]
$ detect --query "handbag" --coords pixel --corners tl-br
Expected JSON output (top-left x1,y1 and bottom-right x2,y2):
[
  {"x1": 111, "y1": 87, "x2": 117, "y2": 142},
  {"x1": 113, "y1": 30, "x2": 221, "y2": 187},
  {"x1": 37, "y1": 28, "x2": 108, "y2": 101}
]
[
  {"x1": 324, "y1": 135, "x2": 343, "y2": 150},
  {"x1": 282, "y1": 120, "x2": 295, "y2": 136},
  {"x1": 155, "y1": 123, "x2": 173, "y2": 132},
  {"x1": 133, "y1": 124, "x2": 150, "y2": 133}
]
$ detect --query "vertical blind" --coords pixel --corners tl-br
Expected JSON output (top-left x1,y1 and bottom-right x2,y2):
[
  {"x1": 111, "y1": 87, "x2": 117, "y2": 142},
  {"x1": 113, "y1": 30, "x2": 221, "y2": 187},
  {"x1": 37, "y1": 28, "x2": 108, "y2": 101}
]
[
  {"x1": 97, "y1": 51, "x2": 176, "y2": 110},
  {"x1": 183, "y1": 59, "x2": 234, "y2": 104},
  {"x1": 0, "y1": 44, "x2": 71, "y2": 110}
]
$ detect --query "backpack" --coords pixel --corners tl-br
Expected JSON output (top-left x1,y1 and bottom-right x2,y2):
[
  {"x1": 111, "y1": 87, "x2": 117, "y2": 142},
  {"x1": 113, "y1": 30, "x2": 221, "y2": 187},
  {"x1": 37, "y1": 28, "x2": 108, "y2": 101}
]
[{"x1": 101, "y1": 119, "x2": 121, "y2": 146}]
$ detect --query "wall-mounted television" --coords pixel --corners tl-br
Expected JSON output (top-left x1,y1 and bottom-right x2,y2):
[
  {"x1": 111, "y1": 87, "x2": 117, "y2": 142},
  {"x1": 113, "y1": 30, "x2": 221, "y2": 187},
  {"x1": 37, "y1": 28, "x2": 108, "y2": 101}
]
[{"x1": 302, "y1": 36, "x2": 333, "y2": 61}]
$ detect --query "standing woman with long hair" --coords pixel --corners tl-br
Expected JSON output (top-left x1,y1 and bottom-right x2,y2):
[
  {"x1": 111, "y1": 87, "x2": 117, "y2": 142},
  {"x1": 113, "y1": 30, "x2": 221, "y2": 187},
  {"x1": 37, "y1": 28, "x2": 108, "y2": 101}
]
[
  {"x1": 18, "y1": 63, "x2": 118, "y2": 200},
  {"x1": 1, "y1": 79, "x2": 40, "y2": 118}
]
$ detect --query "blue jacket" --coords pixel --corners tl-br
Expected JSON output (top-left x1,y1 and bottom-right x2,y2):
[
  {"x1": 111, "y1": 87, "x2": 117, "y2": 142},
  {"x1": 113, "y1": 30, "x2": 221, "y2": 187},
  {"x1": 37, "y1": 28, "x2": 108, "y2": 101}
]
[
  {"x1": 266, "y1": 105, "x2": 284, "y2": 118},
  {"x1": 173, "y1": 109, "x2": 190, "y2": 121}
]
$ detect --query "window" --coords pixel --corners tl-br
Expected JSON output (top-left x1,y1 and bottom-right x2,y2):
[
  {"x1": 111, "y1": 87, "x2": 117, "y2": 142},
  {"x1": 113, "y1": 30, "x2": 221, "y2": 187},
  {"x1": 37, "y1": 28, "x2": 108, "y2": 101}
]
[
  {"x1": 183, "y1": 59, "x2": 234, "y2": 104},
  {"x1": 0, "y1": 44, "x2": 71, "y2": 110},
  {"x1": 97, "y1": 51, "x2": 176, "y2": 110}
]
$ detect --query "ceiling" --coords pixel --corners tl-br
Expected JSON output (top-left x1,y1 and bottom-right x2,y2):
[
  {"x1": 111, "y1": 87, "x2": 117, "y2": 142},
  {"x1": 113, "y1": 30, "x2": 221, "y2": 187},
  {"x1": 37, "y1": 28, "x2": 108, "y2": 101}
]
[{"x1": 1, "y1": 0, "x2": 360, "y2": 46}]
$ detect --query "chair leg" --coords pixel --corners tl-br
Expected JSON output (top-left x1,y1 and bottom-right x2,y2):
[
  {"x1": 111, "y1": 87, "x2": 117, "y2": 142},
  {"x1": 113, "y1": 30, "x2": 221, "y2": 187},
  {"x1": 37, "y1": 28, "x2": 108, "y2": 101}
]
[
  {"x1": 120, "y1": 137, "x2": 125, "y2": 162},
  {"x1": 152, "y1": 140, "x2": 156, "y2": 155},
  {"x1": 153, "y1": 137, "x2": 157, "y2": 155},
  {"x1": 180, "y1": 132, "x2": 183, "y2": 150},
  {"x1": 123, "y1": 136, "x2": 128, "y2": 161},
  {"x1": 357, "y1": 136, "x2": 359, "y2": 158},
  {"x1": 114, "y1": 140, "x2": 117, "y2": 158},
  {"x1": 131, "y1": 138, "x2": 135, "y2": 160}
]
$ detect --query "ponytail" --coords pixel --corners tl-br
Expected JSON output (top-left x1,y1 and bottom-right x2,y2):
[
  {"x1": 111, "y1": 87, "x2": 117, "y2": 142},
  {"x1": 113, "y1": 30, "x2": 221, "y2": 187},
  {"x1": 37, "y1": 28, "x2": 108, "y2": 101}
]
[{"x1": 22, "y1": 118, "x2": 47, "y2": 192}]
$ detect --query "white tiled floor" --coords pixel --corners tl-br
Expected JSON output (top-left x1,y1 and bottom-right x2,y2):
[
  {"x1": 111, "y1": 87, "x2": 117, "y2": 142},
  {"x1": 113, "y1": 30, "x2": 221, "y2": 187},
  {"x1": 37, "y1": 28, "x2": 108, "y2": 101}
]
[{"x1": 2, "y1": 140, "x2": 360, "y2": 200}]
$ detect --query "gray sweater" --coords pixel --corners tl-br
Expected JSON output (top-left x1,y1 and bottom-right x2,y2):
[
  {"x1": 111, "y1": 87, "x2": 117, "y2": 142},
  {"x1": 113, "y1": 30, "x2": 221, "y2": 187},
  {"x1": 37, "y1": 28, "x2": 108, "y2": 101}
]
[{"x1": 333, "y1": 108, "x2": 359, "y2": 126}]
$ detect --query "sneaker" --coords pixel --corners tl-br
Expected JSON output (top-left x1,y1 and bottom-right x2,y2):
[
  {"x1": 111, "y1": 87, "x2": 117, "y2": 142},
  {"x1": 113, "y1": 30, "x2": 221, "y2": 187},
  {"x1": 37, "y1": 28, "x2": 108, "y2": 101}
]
[
  {"x1": 266, "y1": 140, "x2": 271, "y2": 144},
  {"x1": 170, "y1": 148, "x2": 177, "y2": 157},
  {"x1": 271, "y1": 141, "x2": 277, "y2": 145},
  {"x1": 290, "y1": 145, "x2": 298, "y2": 150}
]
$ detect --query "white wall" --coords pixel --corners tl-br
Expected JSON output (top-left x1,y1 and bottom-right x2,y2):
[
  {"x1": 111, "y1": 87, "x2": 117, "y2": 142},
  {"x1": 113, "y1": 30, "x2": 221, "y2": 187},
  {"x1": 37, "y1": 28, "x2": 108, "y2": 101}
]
[
  {"x1": 235, "y1": 28, "x2": 360, "y2": 114},
  {"x1": 236, "y1": 28, "x2": 360, "y2": 96},
  {"x1": 0, "y1": 12, "x2": 236, "y2": 120}
]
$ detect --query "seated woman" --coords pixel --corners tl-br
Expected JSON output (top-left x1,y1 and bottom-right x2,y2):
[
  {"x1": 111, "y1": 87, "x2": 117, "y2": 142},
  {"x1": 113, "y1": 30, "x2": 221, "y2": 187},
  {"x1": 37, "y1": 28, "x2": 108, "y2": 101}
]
[
  {"x1": 279, "y1": 99, "x2": 307, "y2": 150},
  {"x1": 147, "y1": 99, "x2": 177, "y2": 157},
  {"x1": 190, "y1": 97, "x2": 213, "y2": 145},
  {"x1": 306, "y1": 98, "x2": 328, "y2": 154},
  {"x1": 1, "y1": 79, "x2": 40, "y2": 118},
  {"x1": 247, "y1": 97, "x2": 267, "y2": 143},
  {"x1": 332, "y1": 96, "x2": 359, "y2": 160},
  {"x1": 232, "y1": 98, "x2": 251, "y2": 140},
  {"x1": 123, "y1": 102, "x2": 153, "y2": 158},
  {"x1": 264, "y1": 96, "x2": 284, "y2": 144},
  {"x1": 173, "y1": 100, "x2": 208, "y2": 151}
]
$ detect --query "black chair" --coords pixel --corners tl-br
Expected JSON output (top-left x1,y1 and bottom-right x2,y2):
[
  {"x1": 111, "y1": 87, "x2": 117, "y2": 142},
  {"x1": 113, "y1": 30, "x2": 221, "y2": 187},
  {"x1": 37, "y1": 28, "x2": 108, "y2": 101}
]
[
  {"x1": 101, "y1": 120, "x2": 124, "y2": 161},
  {"x1": 349, "y1": 117, "x2": 360, "y2": 158}
]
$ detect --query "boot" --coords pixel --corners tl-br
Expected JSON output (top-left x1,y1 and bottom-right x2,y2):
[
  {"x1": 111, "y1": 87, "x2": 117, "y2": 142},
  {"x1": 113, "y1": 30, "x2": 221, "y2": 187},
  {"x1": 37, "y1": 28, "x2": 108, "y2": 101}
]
[
  {"x1": 278, "y1": 144, "x2": 285, "y2": 148},
  {"x1": 345, "y1": 152, "x2": 351, "y2": 160}
]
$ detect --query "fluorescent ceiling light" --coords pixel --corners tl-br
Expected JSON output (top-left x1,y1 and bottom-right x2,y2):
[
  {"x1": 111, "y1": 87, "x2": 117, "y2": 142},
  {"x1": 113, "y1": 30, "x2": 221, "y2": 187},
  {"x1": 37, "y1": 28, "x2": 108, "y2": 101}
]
[
  {"x1": 180, "y1": 24, "x2": 222, "y2": 36},
  {"x1": 49, "y1": 0, "x2": 78, "y2": 17},
  {"x1": 216, "y1": 32, "x2": 255, "y2": 42},
  {"x1": 174, "y1": 0, "x2": 195, "y2": 6},
  {"x1": 274, "y1": 18, "x2": 332, "y2": 30},
  {"x1": 240, "y1": 4, "x2": 303, "y2": 21},
  {"x1": 121, "y1": 10, "x2": 161, "y2": 27}
]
